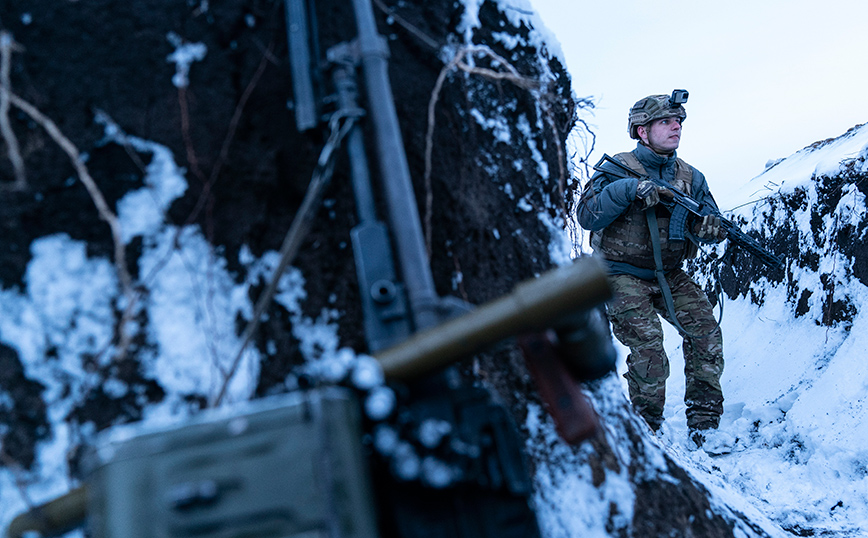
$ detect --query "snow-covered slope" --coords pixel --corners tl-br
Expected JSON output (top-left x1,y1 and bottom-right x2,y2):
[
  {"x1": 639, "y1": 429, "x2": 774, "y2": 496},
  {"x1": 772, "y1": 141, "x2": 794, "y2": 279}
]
[
  {"x1": 684, "y1": 122, "x2": 868, "y2": 536},
  {"x1": 531, "y1": 123, "x2": 868, "y2": 537}
]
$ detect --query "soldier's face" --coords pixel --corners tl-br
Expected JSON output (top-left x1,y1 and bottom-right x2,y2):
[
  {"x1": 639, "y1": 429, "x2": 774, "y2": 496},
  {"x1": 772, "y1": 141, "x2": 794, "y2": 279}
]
[{"x1": 639, "y1": 117, "x2": 682, "y2": 154}]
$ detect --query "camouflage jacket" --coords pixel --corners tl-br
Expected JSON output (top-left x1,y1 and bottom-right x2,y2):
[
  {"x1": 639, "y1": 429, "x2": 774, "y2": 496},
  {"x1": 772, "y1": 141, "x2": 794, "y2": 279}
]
[{"x1": 577, "y1": 143, "x2": 719, "y2": 278}]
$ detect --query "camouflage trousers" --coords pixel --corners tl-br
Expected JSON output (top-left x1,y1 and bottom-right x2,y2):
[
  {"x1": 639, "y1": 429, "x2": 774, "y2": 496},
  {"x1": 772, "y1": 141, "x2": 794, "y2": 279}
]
[{"x1": 606, "y1": 270, "x2": 724, "y2": 431}]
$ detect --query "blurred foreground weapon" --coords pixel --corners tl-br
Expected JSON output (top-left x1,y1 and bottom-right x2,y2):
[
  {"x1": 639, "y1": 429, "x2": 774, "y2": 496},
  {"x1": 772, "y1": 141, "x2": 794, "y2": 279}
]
[
  {"x1": 289, "y1": 0, "x2": 617, "y2": 533},
  {"x1": 376, "y1": 257, "x2": 615, "y2": 443},
  {"x1": 293, "y1": 0, "x2": 617, "y2": 443},
  {"x1": 4, "y1": 260, "x2": 615, "y2": 538},
  {"x1": 593, "y1": 154, "x2": 784, "y2": 272}
]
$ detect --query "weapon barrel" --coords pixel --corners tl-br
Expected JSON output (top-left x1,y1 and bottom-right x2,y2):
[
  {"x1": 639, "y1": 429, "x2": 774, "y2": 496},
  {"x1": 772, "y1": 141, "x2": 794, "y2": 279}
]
[
  {"x1": 376, "y1": 256, "x2": 612, "y2": 379},
  {"x1": 6, "y1": 485, "x2": 87, "y2": 538}
]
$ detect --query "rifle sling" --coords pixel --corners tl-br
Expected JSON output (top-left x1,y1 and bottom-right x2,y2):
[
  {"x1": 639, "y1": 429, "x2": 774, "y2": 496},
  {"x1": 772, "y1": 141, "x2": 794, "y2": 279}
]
[{"x1": 645, "y1": 208, "x2": 721, "y2": 340}]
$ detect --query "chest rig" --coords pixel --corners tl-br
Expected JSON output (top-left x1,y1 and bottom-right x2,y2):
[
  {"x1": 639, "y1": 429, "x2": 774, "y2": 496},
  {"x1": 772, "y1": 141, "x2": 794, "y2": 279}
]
[{"x1": 590, "y1": 151, "x2": 696, "y2": 272}]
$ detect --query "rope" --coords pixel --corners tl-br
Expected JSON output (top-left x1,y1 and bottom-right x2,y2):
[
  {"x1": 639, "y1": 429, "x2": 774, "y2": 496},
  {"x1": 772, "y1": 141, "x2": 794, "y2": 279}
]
[{"x1": 213, "y1": 108, "x2": 363, "y2": 406}]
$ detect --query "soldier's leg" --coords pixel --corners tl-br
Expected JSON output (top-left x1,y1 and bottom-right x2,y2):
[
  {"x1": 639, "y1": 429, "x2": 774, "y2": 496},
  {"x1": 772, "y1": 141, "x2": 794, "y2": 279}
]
[
  {"x1": 660, "y1": 270, "x2": 724, "y2": 430},
  {"x1": 606, "y1": 275, "x2": 670, "y2": 431}
]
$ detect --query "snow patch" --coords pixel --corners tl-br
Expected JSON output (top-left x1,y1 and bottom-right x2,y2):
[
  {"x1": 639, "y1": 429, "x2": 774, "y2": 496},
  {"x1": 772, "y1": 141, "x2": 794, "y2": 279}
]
[{"x1": 166, "y1": 32, "x2": 207, "y2": 88}]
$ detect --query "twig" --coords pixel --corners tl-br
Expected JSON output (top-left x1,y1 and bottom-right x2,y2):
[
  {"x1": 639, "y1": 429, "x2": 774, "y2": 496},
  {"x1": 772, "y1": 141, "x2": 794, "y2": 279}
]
[
  {"x1": 178, "y1": 86, "x2": 206, "y2": 184},
  {"x1": 373, "y1": 0, "x2": 440, "y2": 51},
  {"x1": 212, "y1": 110, "x2": 360, "y2": 407},
  {"x1": 541, "y1": 101, "x2": 566, "y2": 216},
  {"x1": 183, "y1": 40, "x2": 273, "y2": 227},
  {"x1": 424, "y1": 51, "x2": 466, "y2": 257},
  {"x1": 454, "y1": 57, "x2": 539, "y2": 91},
  {"x1": 0, "y1": 31, "x2": 26, "y2": 190},
  {"x1": 6, "y1": 90, "x2": 136, "y2": 358}
]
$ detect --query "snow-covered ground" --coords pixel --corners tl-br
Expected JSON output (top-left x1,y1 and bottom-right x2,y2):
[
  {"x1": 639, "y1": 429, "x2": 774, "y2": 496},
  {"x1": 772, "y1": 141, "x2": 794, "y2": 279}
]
[
  {"x1": 532, "y1": 124, "x2": 868, "y2": 537},
  {"x1": 658, "y1": 284, "x2": 868, "y2": 537},
  {"x1": 662, "y1": 125, "x2": 868, "y2": 537}
]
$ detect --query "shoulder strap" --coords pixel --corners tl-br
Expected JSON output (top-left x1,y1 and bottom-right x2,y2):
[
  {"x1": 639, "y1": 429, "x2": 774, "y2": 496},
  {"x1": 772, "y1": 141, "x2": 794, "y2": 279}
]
[
  {"x1": 615, "y1": 151, "x2": 646, "y2": 176},
  {"x1": 673, "y1": 157, "x2": 694, "y2": 195}
]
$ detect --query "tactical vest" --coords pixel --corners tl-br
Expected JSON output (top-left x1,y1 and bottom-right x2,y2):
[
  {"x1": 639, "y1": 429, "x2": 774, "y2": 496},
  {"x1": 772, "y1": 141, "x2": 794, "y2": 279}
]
[{"x1": 590, "y1": 151, "x2": 696, "y2": 271}]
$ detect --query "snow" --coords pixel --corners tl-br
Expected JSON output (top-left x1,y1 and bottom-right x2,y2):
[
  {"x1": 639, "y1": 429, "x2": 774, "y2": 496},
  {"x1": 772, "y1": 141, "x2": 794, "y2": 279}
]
[
  {"x1": 166, "y1": 32, "x2": 207, "y2": 89},
  {"x1": 460, "y1": 0, "x2": 566, "y2": 62},
  {"x1": 469, "y1": 107, "x2": 512, "y2": 143},
  {"x1": 656, "y1": 276, "x2": 868, "y2": 536},
  {"x1": 527, "y1": 393, "x2": 639, "y2": 538},
  {"x1": 516, "y1": 5, "x2": 868, "y2": 528},
  {"x1": 364, "y1": 386, "x2": 396, "y2": 421},
  {"x1": 0, "y1": 124, "x2": 339, "y2": 525},
  {"x1": 723, "y1": 122, "x2": 868, "y2": 211},
  {"x1": 492, "y1": 0, "x2": 565, "y2": 64}
]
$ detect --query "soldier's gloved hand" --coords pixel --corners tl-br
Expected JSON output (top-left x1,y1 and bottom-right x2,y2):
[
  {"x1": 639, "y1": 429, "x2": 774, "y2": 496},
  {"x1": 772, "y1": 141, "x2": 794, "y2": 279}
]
[
  {"x1": 693, "y1": 215, "x2": 728, "y2": 242},
  {"x1": 635, "y1": 181, "x2": 673, "y2": 210},
  {"x1": 635, "y1": 180, "x2": 660, "y2": 209}
]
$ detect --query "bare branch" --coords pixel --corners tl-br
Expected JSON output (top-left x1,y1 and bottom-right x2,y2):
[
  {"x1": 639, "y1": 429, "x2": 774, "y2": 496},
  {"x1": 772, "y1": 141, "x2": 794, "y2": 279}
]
[
  {"x1": 373, "y1": 0, "x2": 441, "y2": 51},
  {"x1": 0, "y1": 31, "x2": 26, "y2": 191},
  {"x1": 424, "y1": 50, "x2": 466, "y2": 257},
  {"x1": 183, "y1": 40, "x2": 273, "y2": 228},
  {"x1": 213, "y1": 111, "x2": 361, "y2": 407},
  {"x1": 6, "y1": 90, "x2": 136, "y2": 359}
]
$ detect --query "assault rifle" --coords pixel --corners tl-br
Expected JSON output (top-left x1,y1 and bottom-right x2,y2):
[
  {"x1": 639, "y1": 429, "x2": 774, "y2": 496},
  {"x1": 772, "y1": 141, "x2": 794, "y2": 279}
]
[{"x1": 593, "y1": 154, "x2": 785, "y2": 272}]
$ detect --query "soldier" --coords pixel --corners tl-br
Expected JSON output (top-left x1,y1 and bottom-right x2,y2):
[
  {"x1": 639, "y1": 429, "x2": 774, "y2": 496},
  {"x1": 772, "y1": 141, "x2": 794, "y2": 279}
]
[{"x1": 576, "y1": 91, "x2": 727, "y2": 448}]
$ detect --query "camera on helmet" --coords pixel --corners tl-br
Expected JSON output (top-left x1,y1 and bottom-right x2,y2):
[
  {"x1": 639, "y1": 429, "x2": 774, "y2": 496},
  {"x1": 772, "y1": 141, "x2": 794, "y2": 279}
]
[{"x1": 669, "y1": 89, "x2": 689, "y2": 107}]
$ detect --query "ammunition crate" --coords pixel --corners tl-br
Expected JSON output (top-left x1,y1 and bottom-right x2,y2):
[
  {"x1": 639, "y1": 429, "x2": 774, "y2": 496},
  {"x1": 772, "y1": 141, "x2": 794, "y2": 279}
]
[{"x1": 85, "y1": 388, "x2": 379, "y2": 538}]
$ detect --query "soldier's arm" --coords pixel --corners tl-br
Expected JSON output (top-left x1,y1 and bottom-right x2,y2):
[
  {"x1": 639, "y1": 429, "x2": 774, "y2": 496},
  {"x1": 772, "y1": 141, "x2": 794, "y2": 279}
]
[{"x1": 576, "y1": 174, "x2": 638, "y2": 231}]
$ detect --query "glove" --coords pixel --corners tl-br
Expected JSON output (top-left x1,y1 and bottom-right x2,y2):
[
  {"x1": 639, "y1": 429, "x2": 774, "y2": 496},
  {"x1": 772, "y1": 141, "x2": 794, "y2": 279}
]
[
  {"x1": 635, "y1": 180, "x2": 660, "y2": 209},
  {"x1": 693, "y1": 215, "x2": 728, "y2": 242},
  {"x1": 635, "y1": 180, "x2": 673, "y2": 210}
]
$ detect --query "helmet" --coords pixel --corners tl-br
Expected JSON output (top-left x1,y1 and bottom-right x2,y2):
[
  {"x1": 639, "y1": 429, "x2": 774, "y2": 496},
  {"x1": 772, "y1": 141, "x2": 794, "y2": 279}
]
[{"x1": 628, "y1": 93, "x2": 687, "y2": 140}]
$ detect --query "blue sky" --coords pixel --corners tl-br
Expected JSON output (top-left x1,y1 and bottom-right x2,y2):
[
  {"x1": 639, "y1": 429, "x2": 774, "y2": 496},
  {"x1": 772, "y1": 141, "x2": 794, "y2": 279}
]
[{"x1": 530, "y1": 0, "x2": 868, "y2": 208}]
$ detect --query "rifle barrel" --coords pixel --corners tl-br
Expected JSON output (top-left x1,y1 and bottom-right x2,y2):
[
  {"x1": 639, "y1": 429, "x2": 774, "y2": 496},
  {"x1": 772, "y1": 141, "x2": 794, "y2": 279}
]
[{"x1": 375, "y1": 257, "x2": 612, "y2": 379}]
